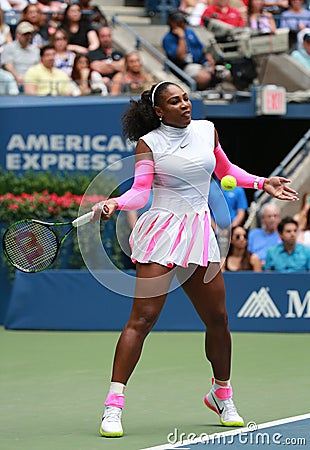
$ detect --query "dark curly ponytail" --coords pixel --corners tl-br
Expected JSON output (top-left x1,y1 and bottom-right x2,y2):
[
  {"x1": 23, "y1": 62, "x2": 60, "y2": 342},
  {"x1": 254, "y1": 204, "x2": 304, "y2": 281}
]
[{"x1": 121, "y1": 81, "x2": 176, "y2": 142}]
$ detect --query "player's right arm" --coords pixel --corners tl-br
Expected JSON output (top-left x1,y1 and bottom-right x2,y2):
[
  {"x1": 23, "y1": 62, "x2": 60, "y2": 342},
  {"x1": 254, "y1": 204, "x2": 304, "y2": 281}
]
[{"x1": 91, "y1": 140, "x2": 154, "y2": 221}]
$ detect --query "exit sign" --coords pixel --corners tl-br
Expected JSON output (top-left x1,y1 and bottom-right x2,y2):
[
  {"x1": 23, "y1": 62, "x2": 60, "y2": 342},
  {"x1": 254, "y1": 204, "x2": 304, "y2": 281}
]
[{"x1": 256, "y1": 85, "x2": 287, "y2": 115}]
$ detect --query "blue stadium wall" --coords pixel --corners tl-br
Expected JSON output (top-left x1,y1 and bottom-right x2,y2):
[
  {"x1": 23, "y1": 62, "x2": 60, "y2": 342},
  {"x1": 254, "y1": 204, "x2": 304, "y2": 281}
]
[{"x1": 0, "y1": 96, "x2": 309, "y2": 332}]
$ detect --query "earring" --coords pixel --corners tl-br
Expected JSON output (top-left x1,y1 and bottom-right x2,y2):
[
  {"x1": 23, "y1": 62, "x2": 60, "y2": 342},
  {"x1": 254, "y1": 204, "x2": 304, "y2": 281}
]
[{"x1": 159, "y1": 116, "x2": 162, "y2": 121}]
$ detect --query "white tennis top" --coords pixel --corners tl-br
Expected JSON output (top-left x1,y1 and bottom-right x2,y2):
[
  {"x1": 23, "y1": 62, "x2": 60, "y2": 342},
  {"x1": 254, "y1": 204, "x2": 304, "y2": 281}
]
[{"x1": 129, "y1": 120, "x2": 220, "y2": 268}]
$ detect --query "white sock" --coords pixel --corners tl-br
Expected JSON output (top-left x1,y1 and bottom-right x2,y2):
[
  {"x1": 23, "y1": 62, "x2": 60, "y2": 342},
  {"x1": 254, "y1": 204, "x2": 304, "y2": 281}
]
[
  {"x1": 213, "y1": 379, "x2": 231, "y2": 391},
  {"x1": 109, "y1": 382, "x2": 126, "y2": 395}
]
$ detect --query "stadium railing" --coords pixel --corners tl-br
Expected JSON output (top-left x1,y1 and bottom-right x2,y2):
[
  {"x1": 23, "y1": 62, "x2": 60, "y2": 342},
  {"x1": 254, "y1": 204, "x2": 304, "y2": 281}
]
[{"x1": 245, "y1": 128, "x2": 310, "y2": 229}]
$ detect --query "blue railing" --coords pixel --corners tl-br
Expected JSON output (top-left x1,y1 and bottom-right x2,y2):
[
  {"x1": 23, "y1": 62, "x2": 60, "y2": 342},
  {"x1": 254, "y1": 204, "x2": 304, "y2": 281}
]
[{"x1": 254, "y1": 128, "x2": 310, "y2": 202}]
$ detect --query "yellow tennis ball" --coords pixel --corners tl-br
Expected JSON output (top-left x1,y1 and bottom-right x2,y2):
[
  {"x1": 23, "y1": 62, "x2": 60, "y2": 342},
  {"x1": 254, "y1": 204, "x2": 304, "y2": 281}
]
[{"x1": 221, "y1": 175, "x2": 237, "y2": 191}]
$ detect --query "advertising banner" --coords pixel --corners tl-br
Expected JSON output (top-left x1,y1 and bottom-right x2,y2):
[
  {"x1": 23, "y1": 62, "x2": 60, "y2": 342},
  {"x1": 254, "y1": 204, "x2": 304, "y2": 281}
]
[
  {"x1": 0, "y1": 96, "x2": 204, "y2": 176},
  {"x1": 225, "y1": 272, "x2": 310, "y2": 332},
  {"x1": 4, "y1": 271, "x2": 310, "y2": 332},
  {"x1": 0, "y1": 97, "x2": 136, "y2": 176}
]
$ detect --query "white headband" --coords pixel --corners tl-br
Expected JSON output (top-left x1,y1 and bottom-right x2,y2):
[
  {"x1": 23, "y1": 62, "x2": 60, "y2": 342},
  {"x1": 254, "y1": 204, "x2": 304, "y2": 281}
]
[{"x1": 151, "y1": 81, "x2": 167, "y2": 108}]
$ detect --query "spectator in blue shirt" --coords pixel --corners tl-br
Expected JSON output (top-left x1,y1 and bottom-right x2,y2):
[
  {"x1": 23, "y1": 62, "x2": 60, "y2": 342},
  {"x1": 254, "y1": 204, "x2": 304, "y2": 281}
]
[
  {"x1": 162, "y1": 9, "x2": 216, "y2": 90},
  {"x1": 223, "y1": 185, "x2": 248, "y2": 227},
  {"x1": 280, "y1": 0, "x2": 310, "y2": 32},
  {"x1": 264, "y1": 216, "x2": 310, "y2": 272},
  {"x1": 280, "y1": 0, "x2": 310, "y2": 48},
  {"x1": 248, "y1": 203, "x2": 281, "y2": 266}
]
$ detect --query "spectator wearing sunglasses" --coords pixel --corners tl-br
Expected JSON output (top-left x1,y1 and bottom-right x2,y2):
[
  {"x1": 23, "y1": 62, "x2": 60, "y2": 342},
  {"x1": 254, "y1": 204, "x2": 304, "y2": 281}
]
[
  {"x1": 221, "y1": 226, "x2": 262, "y2": 271},
  {"x1": 50, "y1": 28, "x2": 75, "y2": 77}
]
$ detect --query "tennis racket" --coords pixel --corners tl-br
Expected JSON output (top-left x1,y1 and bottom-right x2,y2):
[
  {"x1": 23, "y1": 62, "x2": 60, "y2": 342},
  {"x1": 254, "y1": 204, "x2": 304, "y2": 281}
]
[{"x1": 2, "y1": 209, "x2": 107, "y2": 273}]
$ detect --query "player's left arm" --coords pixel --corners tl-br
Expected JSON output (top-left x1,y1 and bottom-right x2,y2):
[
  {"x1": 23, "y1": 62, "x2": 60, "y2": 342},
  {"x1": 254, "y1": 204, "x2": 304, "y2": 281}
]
[{"x1": 213, "y1": 129, "x2": 298, "y2": 200}]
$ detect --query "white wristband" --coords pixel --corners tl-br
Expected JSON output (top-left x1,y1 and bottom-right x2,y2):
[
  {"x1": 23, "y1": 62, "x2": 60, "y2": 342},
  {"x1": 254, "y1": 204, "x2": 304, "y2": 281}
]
[
  {"x1": 254, "y1": 177, "x2": 265, "y2": 190},
  {"x1": 254, "y1": 177, "x2": 260, "y2": 190}
]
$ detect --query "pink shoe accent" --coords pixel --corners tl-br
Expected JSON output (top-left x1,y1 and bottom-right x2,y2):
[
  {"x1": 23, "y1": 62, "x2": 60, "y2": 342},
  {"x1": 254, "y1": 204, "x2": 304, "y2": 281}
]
[
  {"x1": 214, "y1": 386, "x2": 233, "y2": 400},
  {"x1": 211, "y1": 378, "x2": 233, "y2": 400},
  {"x1": 204, "y1": 396, "x2": 219, "y2": 415},
  {"x1": 105, "y1": 392, "x2": 124, "y2": 409}
]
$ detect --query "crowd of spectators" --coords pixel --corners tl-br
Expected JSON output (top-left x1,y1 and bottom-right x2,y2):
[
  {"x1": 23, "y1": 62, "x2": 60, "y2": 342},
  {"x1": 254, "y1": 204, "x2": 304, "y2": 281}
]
[
  {"x1": 0, "y1": 1, "x2": 309, "y2": 274},
  {"x1": 0, "y1": 1, "x2": 156, "y2": 96},
  {"x1": 0, "y1": 0, "x2": 310, "y2": 95},
  {"x1": 176, "y1": 0, "x2": 310, "y2": 35},
  {"x1": 221, "y1": 198, "x2": 310, "y2": 272},
  {"x1": 215, "y1": 204, "x2": 310, "y2": 273},
  {"x1": 200, "y1": 176, "x2": 308, "y2": 274},
  {"x1": 162, "y1": 0, "x2": 310, "y2": 90},
  {"x1": 207, "y1": 179, "x2": 310, "y2": 273}
]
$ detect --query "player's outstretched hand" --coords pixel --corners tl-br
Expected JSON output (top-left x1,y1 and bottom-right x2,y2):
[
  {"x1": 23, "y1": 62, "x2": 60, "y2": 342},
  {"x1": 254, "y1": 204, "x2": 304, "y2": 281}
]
[
  {"x1": 91, "y1": 199, "x2": 118, "y2": 222},
  {"x1": 263, "y1": 177, "x2": 299, "y2": 201}
]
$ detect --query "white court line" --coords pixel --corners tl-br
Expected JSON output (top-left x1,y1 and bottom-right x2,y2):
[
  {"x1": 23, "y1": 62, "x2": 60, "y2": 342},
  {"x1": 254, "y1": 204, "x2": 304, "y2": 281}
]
[{"x1": 140, "y1": 413, "x2": 310, "y2": 450}]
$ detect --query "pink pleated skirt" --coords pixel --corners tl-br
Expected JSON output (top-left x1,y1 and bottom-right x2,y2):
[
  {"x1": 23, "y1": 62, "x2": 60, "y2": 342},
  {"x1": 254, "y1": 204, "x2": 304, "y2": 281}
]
[{"x1": 129, "y1": 206, "x2": 220, "y2": 268}]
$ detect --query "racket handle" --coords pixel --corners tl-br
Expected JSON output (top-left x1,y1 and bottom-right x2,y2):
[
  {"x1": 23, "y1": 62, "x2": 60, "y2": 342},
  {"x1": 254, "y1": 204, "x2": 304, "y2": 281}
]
[
  {"x1": 72, "y1": 206, "x2": 109, "y2": 227},
  {"x1": 72, "y1": 211, "x2": 93, "y2": 227}
]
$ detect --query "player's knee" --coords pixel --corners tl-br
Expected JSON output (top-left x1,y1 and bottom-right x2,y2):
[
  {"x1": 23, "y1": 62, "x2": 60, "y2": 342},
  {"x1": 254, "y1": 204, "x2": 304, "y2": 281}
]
[
  {"x1": 129, "y1": 314, "x2": 158, "y2": 336},
  {"x1": 207, "y1": 309, "x2": 229, "y2": 329}
]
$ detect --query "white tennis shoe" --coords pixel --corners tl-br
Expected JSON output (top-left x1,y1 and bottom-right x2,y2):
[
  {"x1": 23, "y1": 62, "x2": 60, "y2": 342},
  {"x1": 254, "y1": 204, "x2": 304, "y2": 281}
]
[
  {"x1": 99, "y1": 405, "x2": 123, "y2": 437},
  {"x1": 204, "y1": 387, "x2": 244, "y2": 427}
]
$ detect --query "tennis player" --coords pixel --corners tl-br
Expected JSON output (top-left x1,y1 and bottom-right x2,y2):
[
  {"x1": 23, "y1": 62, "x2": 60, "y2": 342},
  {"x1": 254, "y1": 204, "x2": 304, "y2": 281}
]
[{"x1": 91, "y1": 81, "x2": 298, "y2": 437}]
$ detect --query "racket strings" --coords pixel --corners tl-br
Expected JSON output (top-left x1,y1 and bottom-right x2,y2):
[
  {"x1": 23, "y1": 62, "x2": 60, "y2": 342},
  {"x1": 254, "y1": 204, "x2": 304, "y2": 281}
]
[{"x1": 3, "y1": 221, "x2": 59, "y2": 272}]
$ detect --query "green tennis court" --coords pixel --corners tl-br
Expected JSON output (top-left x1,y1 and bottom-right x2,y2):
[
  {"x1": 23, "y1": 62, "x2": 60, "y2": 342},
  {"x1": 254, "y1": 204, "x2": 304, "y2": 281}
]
[{"x1": 0, "y1": 328, "x2": 309, "y2": 450}]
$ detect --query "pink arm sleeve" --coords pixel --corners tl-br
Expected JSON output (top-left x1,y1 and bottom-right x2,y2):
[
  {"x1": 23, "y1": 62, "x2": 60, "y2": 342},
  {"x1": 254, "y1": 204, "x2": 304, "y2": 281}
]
[
  {"x1": 113, "y1": 159, "x2": 154, "y2": 210},
  {"x1": 214, "y1": 143, "x2": 265, "y2": 190}
]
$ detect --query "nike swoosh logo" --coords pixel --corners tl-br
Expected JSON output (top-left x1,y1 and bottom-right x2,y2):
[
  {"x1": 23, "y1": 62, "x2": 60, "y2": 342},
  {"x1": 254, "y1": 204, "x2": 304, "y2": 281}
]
[
  {"x1": 211, "y1": 393, "x2": 224, "y2": 414},
  {"x1": 180, "y1": 144, "x2": 189, "y2": 148}
]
